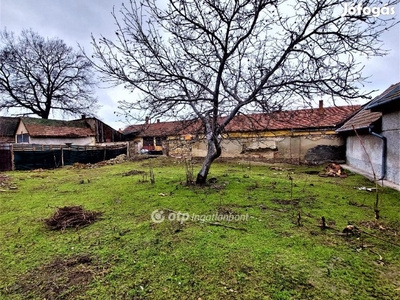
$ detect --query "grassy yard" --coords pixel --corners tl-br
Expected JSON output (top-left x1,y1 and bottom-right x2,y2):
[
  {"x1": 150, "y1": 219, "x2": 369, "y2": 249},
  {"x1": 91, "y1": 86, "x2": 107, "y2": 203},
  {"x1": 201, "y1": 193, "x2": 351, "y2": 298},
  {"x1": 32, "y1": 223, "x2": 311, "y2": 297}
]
[{"x1": 0, "y1": 157, "x2": 399, "y2": 299}]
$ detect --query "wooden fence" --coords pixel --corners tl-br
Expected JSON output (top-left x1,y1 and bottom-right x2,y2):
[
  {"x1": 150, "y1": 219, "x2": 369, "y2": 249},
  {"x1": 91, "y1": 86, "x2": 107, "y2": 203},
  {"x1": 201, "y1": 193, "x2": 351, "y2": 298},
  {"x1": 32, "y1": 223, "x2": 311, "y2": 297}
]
[{"x1": 0, "y1": 144, "x2": 13, "y2": 171}]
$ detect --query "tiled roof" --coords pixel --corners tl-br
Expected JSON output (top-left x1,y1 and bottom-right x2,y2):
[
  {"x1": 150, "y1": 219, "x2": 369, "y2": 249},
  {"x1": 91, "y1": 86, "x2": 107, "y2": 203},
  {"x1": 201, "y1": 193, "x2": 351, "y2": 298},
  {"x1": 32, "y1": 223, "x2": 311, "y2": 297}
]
[
  {"x1": 224, "y1": 105, "x2": 359, "y2": 132},
  {"x1": 124, "y1": 105, "x2": 360, "y2": 137},
  {"x1": 336, "y1": 109, "x2": 381, "y2": 132},
  {"x1": 21, "y1": 117, "x2": 94, "y2": 138},
  {"x1": 337, "y1": 82, "x2": 400, "y2": 133},
  {"x1": 365, "y1": 82, "x2": 400, "y2": 110},
  {"x1": 123, "y1": 119, "x2": 201, "y2": 137},
  {"x1": 0, "y1": 117, "x2": 19, "y2": 137}
]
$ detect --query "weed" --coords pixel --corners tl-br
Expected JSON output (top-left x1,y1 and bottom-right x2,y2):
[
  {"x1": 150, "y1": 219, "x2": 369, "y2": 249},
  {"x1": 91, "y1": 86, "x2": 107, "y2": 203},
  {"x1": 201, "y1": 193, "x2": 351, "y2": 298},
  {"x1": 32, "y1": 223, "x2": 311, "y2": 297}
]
[{"x1": 1, "y1": 158, "x2": 400, "y2": 299}]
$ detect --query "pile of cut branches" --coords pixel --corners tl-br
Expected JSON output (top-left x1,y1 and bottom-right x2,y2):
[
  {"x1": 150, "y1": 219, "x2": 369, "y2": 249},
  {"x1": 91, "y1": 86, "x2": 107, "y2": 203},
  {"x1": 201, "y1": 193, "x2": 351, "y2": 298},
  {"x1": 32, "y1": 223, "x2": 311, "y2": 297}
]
[
  {"x1": 45, "y1": 206, "x2": 102, "y2": 231},
  {"x1": 319, "y1": 163, "x2": 347, "y2": 178}
]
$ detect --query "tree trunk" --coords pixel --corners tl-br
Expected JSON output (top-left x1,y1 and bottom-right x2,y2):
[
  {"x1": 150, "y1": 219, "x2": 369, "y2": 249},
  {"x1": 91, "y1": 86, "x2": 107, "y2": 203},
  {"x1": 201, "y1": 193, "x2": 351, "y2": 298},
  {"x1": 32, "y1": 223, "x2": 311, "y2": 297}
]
[{"x1": 196, "y1": 137, "x2": 221, "y2": 185}]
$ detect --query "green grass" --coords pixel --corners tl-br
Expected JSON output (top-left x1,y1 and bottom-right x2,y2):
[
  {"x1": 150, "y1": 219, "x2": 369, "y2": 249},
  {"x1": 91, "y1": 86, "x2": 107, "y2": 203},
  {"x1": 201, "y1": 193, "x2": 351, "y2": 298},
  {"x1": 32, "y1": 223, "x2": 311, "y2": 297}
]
[{"x1": 1, "y1": 157, "x2": 399, "y2": 299}]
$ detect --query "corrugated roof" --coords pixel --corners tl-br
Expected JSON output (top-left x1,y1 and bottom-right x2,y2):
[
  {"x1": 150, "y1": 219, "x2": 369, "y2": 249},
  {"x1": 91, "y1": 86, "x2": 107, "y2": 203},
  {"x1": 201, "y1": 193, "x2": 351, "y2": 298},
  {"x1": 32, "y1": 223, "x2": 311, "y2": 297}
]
[
  {"x1": 124, "y1": 105, "x2": 360, "y2": 137},
  {"x1": 365, "y1": 82, "x2": 400, "y2": 110},
  {"x1": 21, "y1": 117, "x2": 94, "y2": 138}
]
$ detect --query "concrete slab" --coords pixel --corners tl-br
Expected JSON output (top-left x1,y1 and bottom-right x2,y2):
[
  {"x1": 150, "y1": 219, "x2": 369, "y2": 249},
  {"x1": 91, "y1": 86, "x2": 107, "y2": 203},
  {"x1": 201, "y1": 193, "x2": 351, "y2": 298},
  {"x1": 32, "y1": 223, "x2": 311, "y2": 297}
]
[{"x1": 342, "y1": 164, "x2": 400, "y2": 192}]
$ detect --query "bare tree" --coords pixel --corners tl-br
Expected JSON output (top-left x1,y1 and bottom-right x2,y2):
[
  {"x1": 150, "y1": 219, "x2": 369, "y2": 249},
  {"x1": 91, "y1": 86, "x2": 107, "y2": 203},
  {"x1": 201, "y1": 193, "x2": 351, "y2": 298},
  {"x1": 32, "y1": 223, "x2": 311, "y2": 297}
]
[
  {"x1": 89, "y1": 0, "x2": 399, "y2": 184},
  {"x1": 0, "y1": 29, "x2": 98, "y2": 119}
]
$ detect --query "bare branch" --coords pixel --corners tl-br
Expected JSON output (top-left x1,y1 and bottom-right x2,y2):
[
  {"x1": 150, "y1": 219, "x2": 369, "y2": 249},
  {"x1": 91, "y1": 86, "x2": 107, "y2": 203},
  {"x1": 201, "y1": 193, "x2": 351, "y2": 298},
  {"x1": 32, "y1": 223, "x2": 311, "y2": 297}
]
[
  {"x1": 0, "y1": 29, "x2": 99, "y2": 119},
  {"x1": 87, "y1": 0, "x2": 399, "y2": 183}
]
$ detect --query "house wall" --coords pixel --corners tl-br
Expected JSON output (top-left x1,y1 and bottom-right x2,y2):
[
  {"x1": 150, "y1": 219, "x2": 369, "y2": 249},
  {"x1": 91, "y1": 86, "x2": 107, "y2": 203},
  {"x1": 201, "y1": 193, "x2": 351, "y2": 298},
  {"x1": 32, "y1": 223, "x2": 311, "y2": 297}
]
[
  {"x1": 15, "y1": 121, "x2": 28, "y2": 142},
  {"x1": 85, "y1": 118, "x2": 125, "y2": 143},
  {"x1": 346, "y1": 135, "x2": 382, "y2": 178},
  {"x1": 15, "y1": 121, "x2": 95, "y2": 145},
  {"x1": 29, "y1": 136, "x2": 95, "y2": 145},
  {"x1": 382, "y1": 110, "x2": 400, "y2": 185},
  {"x1": 127, "y1": 138, "x2": 143, "y2": 157},
  {"x1": 346, "y1": 110, "x2": 400, "y2": 185},
  {"x1": 167, "y1": 131, "x2": 345, "y2": 163}
]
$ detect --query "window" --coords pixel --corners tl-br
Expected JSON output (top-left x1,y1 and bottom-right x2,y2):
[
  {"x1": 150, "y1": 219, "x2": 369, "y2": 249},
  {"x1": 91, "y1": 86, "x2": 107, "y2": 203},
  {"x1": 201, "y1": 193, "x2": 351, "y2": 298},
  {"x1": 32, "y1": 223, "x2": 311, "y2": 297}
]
[
  {"x1": 17, "y1": 133, "x2": 29, "y2": 143},
  {"x1": 143, "y1": 137, "x2": 154, "y2": 147},
  {"x1": 155, "y1": 137, "x2": 163, "y2": 146}
]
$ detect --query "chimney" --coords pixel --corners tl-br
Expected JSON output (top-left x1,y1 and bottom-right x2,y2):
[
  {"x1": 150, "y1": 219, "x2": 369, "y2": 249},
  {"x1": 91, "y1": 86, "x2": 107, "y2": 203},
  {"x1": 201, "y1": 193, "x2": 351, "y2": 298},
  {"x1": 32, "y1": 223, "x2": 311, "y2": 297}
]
[
  {"x1": 81, "y1": 114, "x2": 86, "y2": 119},
  {"x1": 145, "y1": 116, "x2": 149, "y2": 124},
  {"x1": 157, "y1": 119, "x2": 160, "y2": 123},
  {"x1": 318, "y1": 100, "x2": 324, "y2": 114}
]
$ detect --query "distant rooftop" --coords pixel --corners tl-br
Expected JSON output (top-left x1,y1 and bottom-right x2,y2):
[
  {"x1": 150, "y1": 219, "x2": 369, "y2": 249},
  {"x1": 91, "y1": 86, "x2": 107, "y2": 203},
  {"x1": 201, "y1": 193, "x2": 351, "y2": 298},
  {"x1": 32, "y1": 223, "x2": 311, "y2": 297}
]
[{"x1": 20, "y1": 117, "x2": 94, "y2": 138}]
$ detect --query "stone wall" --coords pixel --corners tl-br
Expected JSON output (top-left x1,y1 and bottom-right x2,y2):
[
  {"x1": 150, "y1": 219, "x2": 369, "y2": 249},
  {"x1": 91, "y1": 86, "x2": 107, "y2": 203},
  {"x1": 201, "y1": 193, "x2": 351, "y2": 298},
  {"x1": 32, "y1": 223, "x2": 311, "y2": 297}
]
[{"x1": 168, "y1": 132, "x2": 345, "y2": 164}]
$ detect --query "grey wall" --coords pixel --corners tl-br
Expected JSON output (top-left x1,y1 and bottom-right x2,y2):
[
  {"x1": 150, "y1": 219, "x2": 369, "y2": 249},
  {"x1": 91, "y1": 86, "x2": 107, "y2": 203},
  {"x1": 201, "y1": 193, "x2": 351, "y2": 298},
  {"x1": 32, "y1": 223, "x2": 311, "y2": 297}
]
[
  {"x1": 382, "y1": 110, "x2": 400, "y2": 185},
  {"x1": 346, "y1": 135, "x2": 383, "y2": 178},
  {"x1": 346, "y1": 110, "x2": 400, "y2": 185}
]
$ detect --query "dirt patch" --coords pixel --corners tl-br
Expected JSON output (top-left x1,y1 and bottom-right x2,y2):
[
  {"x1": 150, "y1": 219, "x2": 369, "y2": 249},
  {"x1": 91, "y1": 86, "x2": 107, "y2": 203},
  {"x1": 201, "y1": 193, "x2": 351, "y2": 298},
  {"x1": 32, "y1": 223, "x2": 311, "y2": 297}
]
[
  {"x1": 359, "y1": 220, "x2": 399, "y2": 235},
  {"x1": 72, "y1": 154, "x2": 128, "y2": 169},
  {"x1": 217, "y1": 206, "x2": 239, "y2": 216},
  {"x1": 44, "y1": 206, "x2": 103, "y2": 231},
  {"x1": 122, "y1": 169, "x2": 146, "y2": 176},
  {"x1": 6, "y1": 254, "x2": 103, "y2": 300},
  {"x1": 303, "y1": 170, "x2": 320, "y2": 175},
  {"x1": 72, "y1": 162, "x2": 98, "y2": 169},
  {"x1": 272, "y1": 199, "x2": 300, "y2": 206}
]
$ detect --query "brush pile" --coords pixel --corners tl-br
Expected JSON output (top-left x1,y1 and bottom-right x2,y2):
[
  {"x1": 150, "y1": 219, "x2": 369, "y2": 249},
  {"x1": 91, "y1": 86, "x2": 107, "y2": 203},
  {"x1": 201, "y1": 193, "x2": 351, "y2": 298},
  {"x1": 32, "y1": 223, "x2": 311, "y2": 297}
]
[
  {"x1": 0, "y1": 173, "x2": 17, "y2": 190},
  {"x1": 319, "y1": 163, "x2": 347, "y2": 178},
  {"x1": 45, "y1": 206, "x2": 102, "y2": 231}
]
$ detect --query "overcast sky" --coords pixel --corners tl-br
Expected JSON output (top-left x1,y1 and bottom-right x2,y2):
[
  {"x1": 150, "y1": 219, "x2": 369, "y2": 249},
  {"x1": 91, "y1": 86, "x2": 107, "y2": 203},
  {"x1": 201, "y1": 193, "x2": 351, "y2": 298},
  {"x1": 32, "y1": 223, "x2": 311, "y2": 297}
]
[{"x1": 0, "y1": 1, "x2": 399, "y2": 130}]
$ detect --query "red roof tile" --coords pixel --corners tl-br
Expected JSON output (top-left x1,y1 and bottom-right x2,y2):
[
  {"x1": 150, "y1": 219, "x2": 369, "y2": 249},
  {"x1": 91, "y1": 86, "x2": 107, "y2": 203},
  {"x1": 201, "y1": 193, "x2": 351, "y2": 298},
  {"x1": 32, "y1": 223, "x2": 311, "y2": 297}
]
[
  {"x1": 21, "y1": 118, "x2": 94, "y2": 138},
  {"x1": 336, "y1": 109, "x2": 381, "y2": 132},
  {"x1": 124, "y1": 105, "x2": 360, "y2": 137},
  {"x1": 337, "y1": 83, "x2": 400, "y2": 133},
  {"x1": 123, "y1": 119, "x2": 201, "y2": 137},
  {"x1": 224, "y1": 105, "x2": 359, "y2": 132}
]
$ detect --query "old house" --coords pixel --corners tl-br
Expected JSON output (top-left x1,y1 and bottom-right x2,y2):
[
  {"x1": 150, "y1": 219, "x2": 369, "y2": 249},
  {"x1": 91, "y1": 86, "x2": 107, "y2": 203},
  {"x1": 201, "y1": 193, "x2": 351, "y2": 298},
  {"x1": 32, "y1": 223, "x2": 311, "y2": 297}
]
[
  {"x1": 123, "y1": 118, "x2": 199, "y2": 156},
  {"x1": 15, "y1": 117, "x2": 95, "y2": 145},
  {"x1": 0, "y1": 116, "x2": 127, "y2": 171},
  {"x1": 125, "y1": 102, "x2": 359, "y2": 164},
  {"x1": 337, "y1": 82, "x2": 400, "y2": 186},
  {"x1": 14, "y1": 116, "x2": 125, "y2": 146},
  {"x1": 82, "y1": 116, "x2": 125, "y2": 144}
]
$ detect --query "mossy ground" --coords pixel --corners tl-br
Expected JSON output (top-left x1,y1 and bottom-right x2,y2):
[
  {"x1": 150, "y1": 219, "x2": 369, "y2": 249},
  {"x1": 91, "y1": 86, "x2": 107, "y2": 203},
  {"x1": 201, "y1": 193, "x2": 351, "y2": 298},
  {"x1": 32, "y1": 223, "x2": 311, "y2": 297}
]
[{"x1": 1, "y1": 157, "x2": 399, "y2": 299}]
